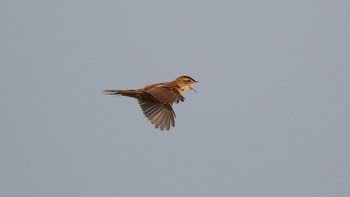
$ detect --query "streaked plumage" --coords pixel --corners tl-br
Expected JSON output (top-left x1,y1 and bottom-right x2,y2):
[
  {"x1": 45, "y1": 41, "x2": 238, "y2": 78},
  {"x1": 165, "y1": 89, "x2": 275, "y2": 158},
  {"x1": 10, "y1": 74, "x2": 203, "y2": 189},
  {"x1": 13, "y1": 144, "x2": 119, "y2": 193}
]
[{"x1": 103, "y1": 76, "x2": 197, "y2": 131}]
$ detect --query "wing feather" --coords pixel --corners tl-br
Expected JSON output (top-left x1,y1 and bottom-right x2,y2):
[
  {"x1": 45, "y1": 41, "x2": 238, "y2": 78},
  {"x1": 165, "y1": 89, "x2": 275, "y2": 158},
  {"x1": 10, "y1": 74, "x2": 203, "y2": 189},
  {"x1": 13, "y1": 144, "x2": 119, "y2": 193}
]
[
  {"x1": 138, "y1": 100, "x2": 176, "y2": 131},
  {"x1": 143, "y1": 84, "x2": 184, "y2": 104}
]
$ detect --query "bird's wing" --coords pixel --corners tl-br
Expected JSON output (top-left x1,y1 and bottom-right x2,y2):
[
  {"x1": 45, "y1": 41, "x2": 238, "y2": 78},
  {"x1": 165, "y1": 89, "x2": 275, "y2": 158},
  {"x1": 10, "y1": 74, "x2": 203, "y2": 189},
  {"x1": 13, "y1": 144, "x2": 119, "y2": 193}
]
[
  {"x1": 138, "y1": 100, "x2": 175, "y2": 131},
  {"x1": 143, "y1": 84, "x2": 184, "y2": 104}
]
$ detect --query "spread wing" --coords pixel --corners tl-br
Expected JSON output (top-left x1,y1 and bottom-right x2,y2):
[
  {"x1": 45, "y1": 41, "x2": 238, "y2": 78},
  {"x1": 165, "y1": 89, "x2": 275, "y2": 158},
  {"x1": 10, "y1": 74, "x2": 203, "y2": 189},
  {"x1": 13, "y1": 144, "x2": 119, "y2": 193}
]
[
  {"x1": 138, "y1": 100, "x2": 175, "y2": 131},
  {"x1": 143, "y1": 84, "x2": 184, "y2": 104},
  {"x1": 137, "y1": 83, "x2": 183, "y2": 130}
]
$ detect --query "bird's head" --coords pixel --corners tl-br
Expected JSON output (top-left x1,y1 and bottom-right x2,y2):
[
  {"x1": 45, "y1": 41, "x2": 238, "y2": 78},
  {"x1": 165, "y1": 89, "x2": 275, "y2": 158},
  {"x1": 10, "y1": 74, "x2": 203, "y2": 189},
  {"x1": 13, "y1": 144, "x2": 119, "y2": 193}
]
[{"x1": 175, "y1": 75, "x2": 198, "y2": 94}]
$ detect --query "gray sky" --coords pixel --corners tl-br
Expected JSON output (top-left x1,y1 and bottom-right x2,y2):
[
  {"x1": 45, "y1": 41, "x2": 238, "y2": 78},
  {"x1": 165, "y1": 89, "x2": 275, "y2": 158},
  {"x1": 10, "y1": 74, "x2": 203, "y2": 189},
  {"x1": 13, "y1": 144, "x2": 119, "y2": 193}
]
[{"x1": 1, "y1": 0, "x2": 350, "y2": 196}]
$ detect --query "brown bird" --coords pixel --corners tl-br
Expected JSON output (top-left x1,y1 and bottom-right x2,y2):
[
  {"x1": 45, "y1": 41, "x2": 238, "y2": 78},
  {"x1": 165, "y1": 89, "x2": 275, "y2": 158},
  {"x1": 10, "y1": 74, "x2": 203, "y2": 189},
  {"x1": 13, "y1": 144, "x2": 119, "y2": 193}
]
[{"x1": 103, "y1": 75, "x2": 198, "y2": 131}]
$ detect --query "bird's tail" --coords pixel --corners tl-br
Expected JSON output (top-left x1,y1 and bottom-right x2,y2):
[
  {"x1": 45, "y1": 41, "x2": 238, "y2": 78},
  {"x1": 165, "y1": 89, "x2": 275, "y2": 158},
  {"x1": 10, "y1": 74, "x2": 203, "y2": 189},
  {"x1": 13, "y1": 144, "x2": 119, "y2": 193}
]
[{"x1": 103, "y1": 89, "x2": 139, "y2": 98}]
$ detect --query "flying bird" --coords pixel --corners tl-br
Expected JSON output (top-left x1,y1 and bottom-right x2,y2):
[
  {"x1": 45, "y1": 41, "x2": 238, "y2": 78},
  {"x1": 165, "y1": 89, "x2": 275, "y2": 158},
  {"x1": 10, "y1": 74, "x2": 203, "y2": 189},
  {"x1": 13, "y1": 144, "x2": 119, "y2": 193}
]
[{"x1": 103, "y1": 75, "x2": 198, "y2": 131}]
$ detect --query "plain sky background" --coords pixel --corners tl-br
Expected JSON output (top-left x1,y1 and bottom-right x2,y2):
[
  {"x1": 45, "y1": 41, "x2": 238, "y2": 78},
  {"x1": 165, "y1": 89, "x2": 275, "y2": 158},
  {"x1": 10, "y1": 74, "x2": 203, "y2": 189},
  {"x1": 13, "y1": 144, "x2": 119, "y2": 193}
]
[{"x1": 1, "y1": 0, "x2": 349, "y2": 196}]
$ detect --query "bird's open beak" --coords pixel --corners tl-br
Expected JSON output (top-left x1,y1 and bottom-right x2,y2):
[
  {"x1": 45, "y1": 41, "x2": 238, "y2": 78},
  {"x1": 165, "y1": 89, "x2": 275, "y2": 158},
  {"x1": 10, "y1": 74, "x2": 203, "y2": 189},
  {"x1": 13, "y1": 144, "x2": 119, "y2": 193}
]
[{"x1": 190, "y1": 84, "x2": 197, "y2": 93}]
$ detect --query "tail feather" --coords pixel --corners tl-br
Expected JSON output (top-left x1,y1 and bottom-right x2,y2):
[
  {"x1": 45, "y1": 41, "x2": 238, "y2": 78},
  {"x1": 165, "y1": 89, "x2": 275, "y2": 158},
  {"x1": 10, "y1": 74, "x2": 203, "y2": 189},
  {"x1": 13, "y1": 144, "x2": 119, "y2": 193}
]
[{"x1": 103, "y1": 89, "x2": 139, "y2": 98}]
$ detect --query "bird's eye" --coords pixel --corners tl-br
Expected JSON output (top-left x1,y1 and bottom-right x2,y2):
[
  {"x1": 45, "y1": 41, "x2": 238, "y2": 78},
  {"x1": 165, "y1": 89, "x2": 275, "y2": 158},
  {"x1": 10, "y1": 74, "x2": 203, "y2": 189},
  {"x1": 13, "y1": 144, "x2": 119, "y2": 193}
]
[{"x1": 186, "y1": 79, "x2": 191, "y2": 82}]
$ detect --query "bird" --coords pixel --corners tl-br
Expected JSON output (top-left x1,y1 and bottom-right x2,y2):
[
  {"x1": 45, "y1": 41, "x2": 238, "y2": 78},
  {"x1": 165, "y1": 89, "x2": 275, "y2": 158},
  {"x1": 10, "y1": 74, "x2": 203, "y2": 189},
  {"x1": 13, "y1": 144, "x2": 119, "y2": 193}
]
[{"x1": 103, "y1": 75, "x2": 198, "y2": 131}]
